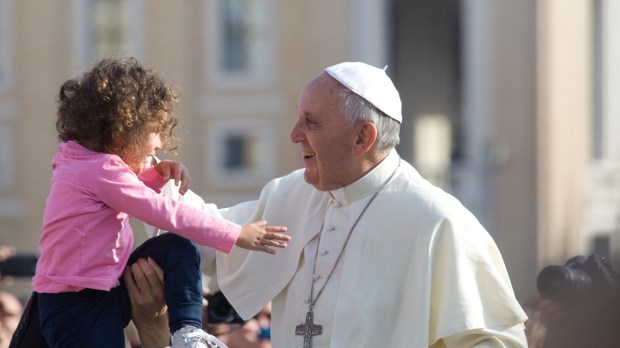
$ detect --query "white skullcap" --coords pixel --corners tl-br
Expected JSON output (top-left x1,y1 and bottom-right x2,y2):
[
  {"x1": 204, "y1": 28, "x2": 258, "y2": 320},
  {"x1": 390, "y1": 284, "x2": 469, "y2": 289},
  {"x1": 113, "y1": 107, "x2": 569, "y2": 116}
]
[{"x1": 325, "y1": 62, "x2": 402, "y2": 123}]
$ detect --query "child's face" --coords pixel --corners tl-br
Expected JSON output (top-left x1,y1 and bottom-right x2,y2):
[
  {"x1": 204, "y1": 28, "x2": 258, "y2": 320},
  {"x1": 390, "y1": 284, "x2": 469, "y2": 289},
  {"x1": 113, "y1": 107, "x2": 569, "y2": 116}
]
[{"x1": 135, "y1": 132, "x2": 162, "y2": 173}]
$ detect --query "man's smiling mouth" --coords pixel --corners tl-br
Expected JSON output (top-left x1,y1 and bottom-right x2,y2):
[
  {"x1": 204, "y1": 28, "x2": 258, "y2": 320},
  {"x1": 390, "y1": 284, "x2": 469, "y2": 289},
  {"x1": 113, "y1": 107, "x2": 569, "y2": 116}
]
[{"x1": 302, "y1": 151, "x2": 316, "y2": 159}]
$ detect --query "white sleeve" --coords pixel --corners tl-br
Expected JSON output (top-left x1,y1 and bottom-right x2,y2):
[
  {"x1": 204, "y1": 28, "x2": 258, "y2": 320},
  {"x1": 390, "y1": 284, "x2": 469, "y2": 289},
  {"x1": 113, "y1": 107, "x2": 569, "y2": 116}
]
[
  {"x1": 142, "y1": 179, "x2": 220, "y2": 234},
  {"x1": 144, "y1": 178, "x2": 222, "y2": 274},
  {"x1": 434, "y1": 323, "x2": 528, "y2": 348}
]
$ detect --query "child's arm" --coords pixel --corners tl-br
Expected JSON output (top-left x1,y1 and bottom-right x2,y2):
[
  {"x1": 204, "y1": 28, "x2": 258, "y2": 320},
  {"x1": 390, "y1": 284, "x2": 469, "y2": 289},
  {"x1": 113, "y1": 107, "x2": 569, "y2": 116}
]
[
  {"x1": 98, "y1": 158, "x2": 239, "y2": 252},
  {"x1": 236, "y1": 220, "x2": 290, "y2": 255},
  {"x1": 152, "y1": 160, "x2": 191, "y2": 195}
]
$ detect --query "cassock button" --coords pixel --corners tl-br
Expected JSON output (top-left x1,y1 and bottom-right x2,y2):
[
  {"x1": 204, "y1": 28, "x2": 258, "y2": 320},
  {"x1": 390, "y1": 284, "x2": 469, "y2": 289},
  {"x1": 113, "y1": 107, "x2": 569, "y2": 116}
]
[
  {"x1": 328, "y1": 225, "x2": 336, "y2": 231},
  {"x1": 312, "y1": 273, "x2": 322, "y2": 281},
  {"x1": 320, "y1": 248, "x2": 330, "y2": 255},
  {"x1": 335, "y1": 202, "x2": 342, "y2": 207}
]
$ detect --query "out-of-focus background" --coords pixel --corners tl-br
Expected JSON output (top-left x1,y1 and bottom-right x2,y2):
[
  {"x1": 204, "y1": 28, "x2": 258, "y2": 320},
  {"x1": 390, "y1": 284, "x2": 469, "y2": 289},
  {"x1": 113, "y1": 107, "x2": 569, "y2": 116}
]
[{"x1": 0, "y1": 0, "x2": 618, "y2": 345}]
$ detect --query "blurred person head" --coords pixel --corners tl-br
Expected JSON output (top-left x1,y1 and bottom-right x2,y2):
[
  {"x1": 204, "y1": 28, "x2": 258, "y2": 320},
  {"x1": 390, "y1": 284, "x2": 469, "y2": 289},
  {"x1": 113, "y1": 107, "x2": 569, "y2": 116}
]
[
  {"x1": 0, "y1": 247, "x2": 15, "y2": 263},
  {"x1": 0, "y1": 291, "x2": 23, "y2": 348}
]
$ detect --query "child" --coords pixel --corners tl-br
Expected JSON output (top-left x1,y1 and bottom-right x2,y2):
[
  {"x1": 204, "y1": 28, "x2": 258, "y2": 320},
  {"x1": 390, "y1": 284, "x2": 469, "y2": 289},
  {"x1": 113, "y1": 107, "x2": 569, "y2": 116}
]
[{"x1": 32, "y1": 57, "x2": 290, "y2": 348}]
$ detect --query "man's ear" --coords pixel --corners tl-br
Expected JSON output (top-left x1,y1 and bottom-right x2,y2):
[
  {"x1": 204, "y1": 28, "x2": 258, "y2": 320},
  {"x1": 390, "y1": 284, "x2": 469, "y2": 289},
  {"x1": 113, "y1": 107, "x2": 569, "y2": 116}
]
[{"x1": 352, "y1": 121, "x2": 377, "y2": 156}]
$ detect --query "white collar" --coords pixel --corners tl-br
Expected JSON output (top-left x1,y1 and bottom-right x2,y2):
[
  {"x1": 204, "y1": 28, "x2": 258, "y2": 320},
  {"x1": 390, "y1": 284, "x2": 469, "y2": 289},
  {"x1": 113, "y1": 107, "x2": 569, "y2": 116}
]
[{"x1": 329, "y1": 149, "x2": 400, "y2": 205}]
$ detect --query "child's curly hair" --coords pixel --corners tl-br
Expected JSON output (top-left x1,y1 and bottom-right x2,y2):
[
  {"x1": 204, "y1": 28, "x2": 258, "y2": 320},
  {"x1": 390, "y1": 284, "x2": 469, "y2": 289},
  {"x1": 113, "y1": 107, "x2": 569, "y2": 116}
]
[{"x1": 56, "y1": 56, "x2": 180, "y2": 170}]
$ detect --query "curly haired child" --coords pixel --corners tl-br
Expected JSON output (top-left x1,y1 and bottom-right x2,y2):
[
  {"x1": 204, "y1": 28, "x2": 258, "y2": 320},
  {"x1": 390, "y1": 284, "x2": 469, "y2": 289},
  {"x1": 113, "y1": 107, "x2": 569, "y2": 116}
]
[{"x1": 32, "y1": 57, "x2": 290, "y2": 348}]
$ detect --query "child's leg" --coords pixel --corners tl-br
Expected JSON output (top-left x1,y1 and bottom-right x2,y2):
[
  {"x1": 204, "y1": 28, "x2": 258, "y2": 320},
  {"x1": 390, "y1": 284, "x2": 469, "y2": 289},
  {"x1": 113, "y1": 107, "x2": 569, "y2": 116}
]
[
  {"x1": 127, "y1": 233, "x2": 203, "y2": 333},
  {"x1": 38, "y1": 287, "x2": 131, "y2": 347}
]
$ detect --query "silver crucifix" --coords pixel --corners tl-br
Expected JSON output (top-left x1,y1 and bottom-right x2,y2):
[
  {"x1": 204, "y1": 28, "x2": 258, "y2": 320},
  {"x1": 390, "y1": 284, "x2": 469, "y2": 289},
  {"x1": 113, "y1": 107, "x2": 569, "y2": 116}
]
[{"x1": 295, "y1": 310, "x2": 322, "y2": 348}]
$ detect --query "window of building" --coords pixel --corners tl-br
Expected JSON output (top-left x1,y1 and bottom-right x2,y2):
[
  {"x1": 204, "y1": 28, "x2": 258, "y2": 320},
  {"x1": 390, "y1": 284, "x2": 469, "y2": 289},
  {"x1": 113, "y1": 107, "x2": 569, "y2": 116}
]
[
  {"x1": 204, "y1": 0, "x2": 276, "y2": 87},
  {"x1": 223, "y1": 134, "x2": 258, "y2": 170},
  {"x1": 73, "y1": 0, "x2": 143, "y2": 68},
  {"x1": 205, "y1": 120, "x2": 276, "y2": 187},
  {"x1": 0, "y1": 0, "x2": 13, "y2": 91}
]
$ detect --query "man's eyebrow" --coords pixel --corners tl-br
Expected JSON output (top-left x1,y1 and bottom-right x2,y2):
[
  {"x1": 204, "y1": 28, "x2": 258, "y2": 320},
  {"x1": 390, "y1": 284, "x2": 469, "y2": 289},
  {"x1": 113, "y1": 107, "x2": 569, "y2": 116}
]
[{"x1": 298, "y1": 109, "x2": 314, "y2": 118}]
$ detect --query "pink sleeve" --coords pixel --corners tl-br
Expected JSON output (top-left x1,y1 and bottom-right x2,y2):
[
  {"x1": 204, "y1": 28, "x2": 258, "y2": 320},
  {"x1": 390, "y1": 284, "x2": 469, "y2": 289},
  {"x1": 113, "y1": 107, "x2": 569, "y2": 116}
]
[
  {"x1": 95, "y1": 158, "x2": 240, "y2": 253},
  {"x1": 137, "y1": 167, "x2": 168, "y2": 193}
]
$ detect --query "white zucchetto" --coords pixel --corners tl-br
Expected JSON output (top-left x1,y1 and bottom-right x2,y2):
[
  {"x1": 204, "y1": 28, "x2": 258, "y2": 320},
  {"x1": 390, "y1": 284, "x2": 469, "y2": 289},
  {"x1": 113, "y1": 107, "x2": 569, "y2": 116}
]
[{"x1": 325, "y1": 62, "x2": 402, "y2": 123}]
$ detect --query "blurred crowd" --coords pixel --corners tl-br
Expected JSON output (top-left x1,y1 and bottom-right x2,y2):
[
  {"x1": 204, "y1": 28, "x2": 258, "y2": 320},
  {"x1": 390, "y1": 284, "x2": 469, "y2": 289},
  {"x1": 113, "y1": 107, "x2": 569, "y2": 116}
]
[
  {"x1": 4, "y1": 242, "x2": 619, "y2": 348},
  {"x1": 0, "y1": 246, "x2": 24, "y2": 348},
  {"x1": 201, "y1": 302, "x2": 272, "y2": 348},
  {"x1": 119, "y1": 290, "x2": 273, "y2": 348}
]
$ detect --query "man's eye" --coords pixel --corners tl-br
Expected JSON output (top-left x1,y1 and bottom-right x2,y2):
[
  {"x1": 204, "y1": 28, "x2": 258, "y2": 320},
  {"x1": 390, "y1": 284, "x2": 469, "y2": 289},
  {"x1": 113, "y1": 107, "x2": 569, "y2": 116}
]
[{"x1": 305, "y1": 118, "x2": 319, "y2": 128}]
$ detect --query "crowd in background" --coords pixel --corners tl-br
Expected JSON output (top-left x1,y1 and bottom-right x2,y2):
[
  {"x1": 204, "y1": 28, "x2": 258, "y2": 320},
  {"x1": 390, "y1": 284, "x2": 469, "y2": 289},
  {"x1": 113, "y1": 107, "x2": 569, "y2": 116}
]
[
  {"x1": 0, "y1": 245, "x2": 24, "y2": 348},
  {"x1": 5, "y1": 245, "x2": 620, "y2": 348}
]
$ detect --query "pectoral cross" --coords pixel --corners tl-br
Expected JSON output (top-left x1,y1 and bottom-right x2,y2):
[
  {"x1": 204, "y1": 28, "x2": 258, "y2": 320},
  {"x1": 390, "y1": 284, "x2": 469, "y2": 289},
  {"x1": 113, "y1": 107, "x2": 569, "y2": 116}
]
[{"x1": 295, "y1": 310, "x2": 322, "y2": 348}]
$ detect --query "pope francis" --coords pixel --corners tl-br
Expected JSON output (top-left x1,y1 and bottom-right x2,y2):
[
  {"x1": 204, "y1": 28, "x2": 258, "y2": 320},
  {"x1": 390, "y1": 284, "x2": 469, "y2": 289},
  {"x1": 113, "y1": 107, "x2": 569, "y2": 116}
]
[{"x1": 144, "y1": 62, "x2": 529, "y2": 348}]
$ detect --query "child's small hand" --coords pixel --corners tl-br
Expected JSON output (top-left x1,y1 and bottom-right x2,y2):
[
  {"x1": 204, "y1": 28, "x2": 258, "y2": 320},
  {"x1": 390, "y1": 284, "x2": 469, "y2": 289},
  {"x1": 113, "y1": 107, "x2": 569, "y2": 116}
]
[
  {"x1": 236, "y1": 220, "x2": 290, "y2": 255},
  {"x1": 153, "y1": 160, "x2": 191, "y2": 194}
]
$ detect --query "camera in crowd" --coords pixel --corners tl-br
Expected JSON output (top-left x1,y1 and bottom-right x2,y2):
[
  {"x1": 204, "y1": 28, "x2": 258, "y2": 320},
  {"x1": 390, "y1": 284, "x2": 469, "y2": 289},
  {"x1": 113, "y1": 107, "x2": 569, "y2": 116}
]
[
  {"x1": 537, "y1": 254, "x2": 620, "y2": 301},
  {"x1": 535, "y1": 254, "x2": 620, "y2": 347},
  {"x1": 204, "y1": 291, "x2": 245, "y2": 325},
  {"x1": 0, "y1": 253, "x2": 38, "y2": 277}
]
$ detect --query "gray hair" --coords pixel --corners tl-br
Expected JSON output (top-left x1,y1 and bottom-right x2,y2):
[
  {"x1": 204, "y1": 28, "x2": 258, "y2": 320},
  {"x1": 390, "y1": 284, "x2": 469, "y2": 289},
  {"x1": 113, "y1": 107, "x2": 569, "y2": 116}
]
[{"x1": 339, "y1": 89, "x2": 401, "y2": 152}]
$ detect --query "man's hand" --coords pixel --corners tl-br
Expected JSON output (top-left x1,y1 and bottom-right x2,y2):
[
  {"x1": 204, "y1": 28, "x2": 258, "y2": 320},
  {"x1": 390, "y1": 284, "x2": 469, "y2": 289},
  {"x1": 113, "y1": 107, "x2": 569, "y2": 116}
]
[{"x1": 124, "y1": 257, "x2": 170, "y2": 348}]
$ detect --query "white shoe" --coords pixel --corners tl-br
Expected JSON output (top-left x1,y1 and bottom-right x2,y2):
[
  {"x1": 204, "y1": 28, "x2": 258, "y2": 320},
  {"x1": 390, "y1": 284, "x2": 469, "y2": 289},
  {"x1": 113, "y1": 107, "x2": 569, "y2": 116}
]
[{"x1": 170, "y1": 326, "x2": 228, "y2": 348}]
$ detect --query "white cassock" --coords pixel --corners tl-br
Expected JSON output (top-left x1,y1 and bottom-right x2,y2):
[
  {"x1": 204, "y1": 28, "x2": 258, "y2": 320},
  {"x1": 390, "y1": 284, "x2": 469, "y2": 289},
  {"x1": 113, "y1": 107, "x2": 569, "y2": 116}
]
[{"x1": 208, "y1": 150, "x2": 529, "y2": 348}]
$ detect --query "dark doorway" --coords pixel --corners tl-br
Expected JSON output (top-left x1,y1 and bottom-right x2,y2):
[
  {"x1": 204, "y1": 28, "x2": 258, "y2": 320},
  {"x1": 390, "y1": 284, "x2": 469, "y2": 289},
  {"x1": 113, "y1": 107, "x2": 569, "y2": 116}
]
[{"x1": 390, "y1": 0, "x2": 463, "y2": 168}]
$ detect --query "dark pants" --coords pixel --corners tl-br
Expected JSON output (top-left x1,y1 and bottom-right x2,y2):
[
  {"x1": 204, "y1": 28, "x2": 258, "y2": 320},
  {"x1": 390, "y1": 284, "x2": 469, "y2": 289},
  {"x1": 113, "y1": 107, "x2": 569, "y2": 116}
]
[
  {"x1": 36, "y1": 233, "x2": 203, "y2": 348},
  {"x1": 9, "y1": 292, "x2": 48, "y2": 348}
]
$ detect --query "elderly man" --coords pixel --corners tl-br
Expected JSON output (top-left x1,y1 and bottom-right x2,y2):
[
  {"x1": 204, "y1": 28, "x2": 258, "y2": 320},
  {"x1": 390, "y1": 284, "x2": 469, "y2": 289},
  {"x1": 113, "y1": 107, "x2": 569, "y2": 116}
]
[{"x1": 137, "y1": 62, "x2": 528, "y2": 348}]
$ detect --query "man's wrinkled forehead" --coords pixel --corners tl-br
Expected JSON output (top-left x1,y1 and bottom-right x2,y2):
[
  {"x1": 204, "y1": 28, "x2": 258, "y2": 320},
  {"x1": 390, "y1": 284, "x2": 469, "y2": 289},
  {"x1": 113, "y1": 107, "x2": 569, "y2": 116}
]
[{"x1": 297, "y1": 72, "x2": 342, "y2": 111}]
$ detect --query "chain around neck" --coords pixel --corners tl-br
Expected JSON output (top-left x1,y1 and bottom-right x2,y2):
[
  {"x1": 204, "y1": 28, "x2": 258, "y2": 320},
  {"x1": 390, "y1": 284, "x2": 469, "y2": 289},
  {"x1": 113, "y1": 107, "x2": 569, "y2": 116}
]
[{"x1": 307, "y1": 158, "x2": 401, "y2": 310}]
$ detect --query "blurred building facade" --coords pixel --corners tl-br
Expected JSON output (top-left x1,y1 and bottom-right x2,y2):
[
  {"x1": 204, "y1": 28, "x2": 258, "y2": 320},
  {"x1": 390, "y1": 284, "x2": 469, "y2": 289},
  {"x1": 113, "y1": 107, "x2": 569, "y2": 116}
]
[{"x1": 1, "y1": 0, "x2": 619, "y2": 304}]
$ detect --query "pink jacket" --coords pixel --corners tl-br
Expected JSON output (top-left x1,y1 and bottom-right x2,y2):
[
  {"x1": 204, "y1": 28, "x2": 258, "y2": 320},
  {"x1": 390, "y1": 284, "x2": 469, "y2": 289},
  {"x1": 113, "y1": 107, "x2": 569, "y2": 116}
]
[{"x1": 33, "y1": 141, "x2": 240, "y2": 293}]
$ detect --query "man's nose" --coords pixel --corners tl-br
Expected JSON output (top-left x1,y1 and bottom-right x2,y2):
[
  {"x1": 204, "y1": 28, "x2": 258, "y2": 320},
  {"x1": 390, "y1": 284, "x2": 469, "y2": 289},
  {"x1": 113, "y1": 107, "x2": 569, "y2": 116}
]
[{"x1": 289, "y1": 121, "x2": 303, "y2": 143}]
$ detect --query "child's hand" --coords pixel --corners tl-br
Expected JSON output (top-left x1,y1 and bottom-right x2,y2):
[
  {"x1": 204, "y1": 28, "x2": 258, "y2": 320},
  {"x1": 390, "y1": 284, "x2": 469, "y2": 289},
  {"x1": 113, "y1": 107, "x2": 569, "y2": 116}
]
[
  {"x1": 153, "y1": 160, "x2": 191, "y2": 194},
  {"x1": 236, "y1": 220, "x2": 290, "y2": 255}
]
